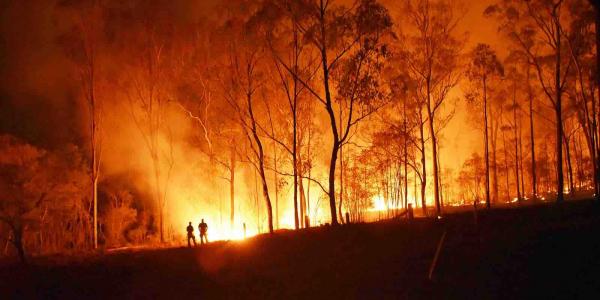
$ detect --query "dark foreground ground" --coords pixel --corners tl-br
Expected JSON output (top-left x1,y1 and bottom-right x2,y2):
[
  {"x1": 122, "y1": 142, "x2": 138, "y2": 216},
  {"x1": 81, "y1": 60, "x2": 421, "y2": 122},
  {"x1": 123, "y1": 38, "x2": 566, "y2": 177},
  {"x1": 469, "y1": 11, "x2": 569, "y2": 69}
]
[{"x1": 3, "y1": 200, "x2": 600, "y2": 299}]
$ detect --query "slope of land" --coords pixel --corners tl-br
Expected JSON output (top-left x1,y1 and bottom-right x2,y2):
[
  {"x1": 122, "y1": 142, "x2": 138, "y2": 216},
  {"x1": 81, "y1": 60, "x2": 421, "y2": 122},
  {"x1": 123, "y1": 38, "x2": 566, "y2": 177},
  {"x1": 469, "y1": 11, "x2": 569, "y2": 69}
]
[{"x1": 2, "y1": 200, "x2": 600, "y2": 299}]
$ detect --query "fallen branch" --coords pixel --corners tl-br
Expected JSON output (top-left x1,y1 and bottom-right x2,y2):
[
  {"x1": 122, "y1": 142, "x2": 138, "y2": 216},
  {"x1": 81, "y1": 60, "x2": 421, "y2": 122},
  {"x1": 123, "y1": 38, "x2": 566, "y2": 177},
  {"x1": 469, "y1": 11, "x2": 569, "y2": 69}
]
[{"x1": 428, "y1": 229, "x2": 447, "y2": 281}]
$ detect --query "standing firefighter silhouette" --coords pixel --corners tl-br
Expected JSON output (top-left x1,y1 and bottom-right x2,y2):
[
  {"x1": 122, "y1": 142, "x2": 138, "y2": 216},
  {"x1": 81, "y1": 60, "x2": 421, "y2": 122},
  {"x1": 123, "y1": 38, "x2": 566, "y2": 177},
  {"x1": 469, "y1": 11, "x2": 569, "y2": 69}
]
[
  {"x1": 186, "y1": 222, "x2": 196, "y2": 247},
  {"x1": 198, "y1": 219, "x2": 208, "y2": 245}
]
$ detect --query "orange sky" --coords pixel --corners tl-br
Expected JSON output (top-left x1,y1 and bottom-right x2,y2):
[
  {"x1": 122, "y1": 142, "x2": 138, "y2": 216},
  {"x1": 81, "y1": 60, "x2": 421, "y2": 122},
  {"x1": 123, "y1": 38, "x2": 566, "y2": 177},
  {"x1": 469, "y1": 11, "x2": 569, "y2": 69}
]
[
  {"x1": 432, "y1": 0, "x2": 504, "y2": 175},
  {"x1": 380, "y1": 0, "x2": 505, "y2": 175}
]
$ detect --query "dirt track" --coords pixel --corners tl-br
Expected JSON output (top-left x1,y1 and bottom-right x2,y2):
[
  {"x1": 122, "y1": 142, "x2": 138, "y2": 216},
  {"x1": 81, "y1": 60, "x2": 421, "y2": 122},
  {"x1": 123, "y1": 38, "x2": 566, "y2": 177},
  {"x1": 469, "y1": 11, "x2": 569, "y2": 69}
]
[{"x1": 3, "y1": 200, "x2": 600, "y2": 299}]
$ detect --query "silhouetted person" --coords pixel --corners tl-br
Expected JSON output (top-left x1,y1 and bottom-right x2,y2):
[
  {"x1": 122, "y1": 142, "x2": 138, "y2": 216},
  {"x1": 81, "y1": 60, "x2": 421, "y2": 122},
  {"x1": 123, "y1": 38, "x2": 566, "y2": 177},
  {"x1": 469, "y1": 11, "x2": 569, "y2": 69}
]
[
  {"x1": 243, "y1": 222, "x2": 247, "y2": 239},
  {"x1": 186, "y1": 222, "x2": 196, "y2": 247},
  {"x1": 198, "y1": 219, "x2": 208, "y2": 245},
  {"x1": 345, "y1": 212, "x2": 350, "y2": 224}
]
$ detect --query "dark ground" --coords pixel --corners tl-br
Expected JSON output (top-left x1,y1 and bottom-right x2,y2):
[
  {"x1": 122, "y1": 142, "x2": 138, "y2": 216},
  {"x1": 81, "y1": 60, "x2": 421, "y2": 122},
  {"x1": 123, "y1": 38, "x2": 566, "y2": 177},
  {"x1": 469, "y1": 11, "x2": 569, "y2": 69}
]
[{"x1": 2, "y1": 200, "x2": 600, "y2": 299}]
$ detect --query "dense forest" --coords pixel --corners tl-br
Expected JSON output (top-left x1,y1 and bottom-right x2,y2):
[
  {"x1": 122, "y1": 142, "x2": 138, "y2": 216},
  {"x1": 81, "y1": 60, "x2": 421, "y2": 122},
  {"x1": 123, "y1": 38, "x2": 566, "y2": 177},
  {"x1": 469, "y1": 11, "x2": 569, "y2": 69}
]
[{"x1": 0, "y1": 0, "x2": 598, "y2": 263}]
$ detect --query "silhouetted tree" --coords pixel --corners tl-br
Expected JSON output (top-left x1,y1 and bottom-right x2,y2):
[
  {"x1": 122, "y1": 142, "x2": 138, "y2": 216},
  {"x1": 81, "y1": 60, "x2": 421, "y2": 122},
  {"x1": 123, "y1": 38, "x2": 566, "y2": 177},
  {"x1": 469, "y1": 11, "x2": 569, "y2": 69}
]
[
  {"x1": 487, "y1": 0, "x2": 575, "y2": 203},
  {"x1": 466, "y1": 43, "x2": 504, "y2": 209},
  {"x1": 273, "y1": 0, "x2": 393, "y2": 225},
  {"x1": 218, "y1": 3, "x2": 275, "y2": 233},
  {"x1": 253, "y1": 0, "x2": 319, "y2": 229},
  {"x1": 401, "y1": 0, "x2": 465, "y2": 216},
  {"x1": 57, "y1": 0, "x2": 105, "y2": 249}
]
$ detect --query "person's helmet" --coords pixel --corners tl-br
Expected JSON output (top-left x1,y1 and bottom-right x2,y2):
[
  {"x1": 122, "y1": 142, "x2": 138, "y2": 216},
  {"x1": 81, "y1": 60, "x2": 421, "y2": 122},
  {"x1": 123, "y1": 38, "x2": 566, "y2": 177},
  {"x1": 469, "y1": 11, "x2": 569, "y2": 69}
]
[
  {"x1": 189, "y1": 221, "x2": 192, "y2": 225},
  {"x1": 201, "y1": 219, "x2": 204, "y2": 222}
]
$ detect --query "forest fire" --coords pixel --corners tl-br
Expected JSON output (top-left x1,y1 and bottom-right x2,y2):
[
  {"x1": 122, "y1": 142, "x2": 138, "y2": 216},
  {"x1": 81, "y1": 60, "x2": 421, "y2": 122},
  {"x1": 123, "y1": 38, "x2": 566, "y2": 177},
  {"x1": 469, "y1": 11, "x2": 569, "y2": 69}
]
[{"x1": 2, "y1": 0, "x2": 600, "y2": 298}]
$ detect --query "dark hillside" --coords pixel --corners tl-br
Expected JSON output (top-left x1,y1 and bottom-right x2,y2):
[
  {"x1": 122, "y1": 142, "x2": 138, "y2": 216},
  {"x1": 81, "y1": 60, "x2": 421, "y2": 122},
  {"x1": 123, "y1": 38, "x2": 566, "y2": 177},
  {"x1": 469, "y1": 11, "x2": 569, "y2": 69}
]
[{"x1": 2, "y1": 200, "x2": 600, "y2": 299}]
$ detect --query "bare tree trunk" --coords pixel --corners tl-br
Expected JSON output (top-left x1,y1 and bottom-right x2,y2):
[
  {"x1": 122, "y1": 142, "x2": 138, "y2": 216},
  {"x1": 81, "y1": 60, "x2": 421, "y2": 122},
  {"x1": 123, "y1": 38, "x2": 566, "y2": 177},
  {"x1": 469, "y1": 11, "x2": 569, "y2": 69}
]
[
  {"x1": 258, "y1": 165, "x2": 274, "y2": 233},
  {"x1": 574, "y1": 133, "x2": 583, "y2": 189},
  {"x1": 426, "y1": 80, "x2": 442, "y2": 216},
  {"x1": 293, "y1": 103, "x2": 299, "y2": 229},
  {"x1": 299, "y1": 165, "x2": 305, "y2": 229},
  {"x1": 503, "y1": 130, "x2": 511, "y2": 202},
  {"x1": 307, "y1": 123, "x2": 312, "y2": 222},
  {"x1": 327, "y1": 129, "x2": 339, "y2": 226},
  {"x1": 76, "y1": 2, "x2": 101, "y2": 250},
  {"x1": 339, "y1": 140, "x2": 344, "y2": 224},
  {"x1": 254, "y1": 169, "x2": 260, "y2": 232},
  {"x1": 396, "y1": 165, "x2": 402, "y2": 211},
  {"x1": 317, "y1": 9, "x2": 339, "y2": 225},
  {"x1": 90, "y1": 73, "x2": 99, "y2": 249},
  {"x1": 519, "y1": 118, "x2": 526, "y2": 197},
  {"x1": 92, "y1": 173, "x2": 98, "y2": 249},
  {"x1": 555, "y1": 10, "x2": 565, "y2": 203},
  {"x1": 491, "y1": 120, "x2": 499, "y2": 204},
  {"x1": 414, "y1": 170, "x2": 418, "y2": 209},
  {"x1": 513, "y1": 83, "x2": 522, "y2": 203},
  {"x1": 247, "y1": 91, "x2": 274, "y2": 233},
  {"x1": 419, "y1": 111, "x2": 427, "y2": 216},
  {"x1": 323, "y1": 61, "x2": 339, "y2": 225},
  {"x1": 15, "y1": 228, "x2": 26, "y2": 264},
  {"x1": 403, "y1": 99, "x2": 409, "y2": 211},
  {"x1": 594, "y1": 1, "x2": 600, "y2": 200},
  {"x1": 274, "y1": 143, "x2": 279, "y2": 229},
  {"x1": 585, "y1": 96, "x2": 599, "y2": 197},
  {"x1": 563, "y1": 132, "x2": 575, "y2": 196},
  {"x1": 404, "y1": 154, "x2": 408, "y2": 210},
  {"x1": 299, "y1": 174, "x2": 307, "y2": 228},
  {"x1": 527, "y1": 67, "x2": 538, "y2": 198},
  {"x1": 483, "y1": 77, "x2": 491, "y2": 209},
  {"x1": 230, "y1": 142, "x2": 235, "y2": 229},
  {"x1": 437, "y1": 151, "x2": 444, "y2": 209}
]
